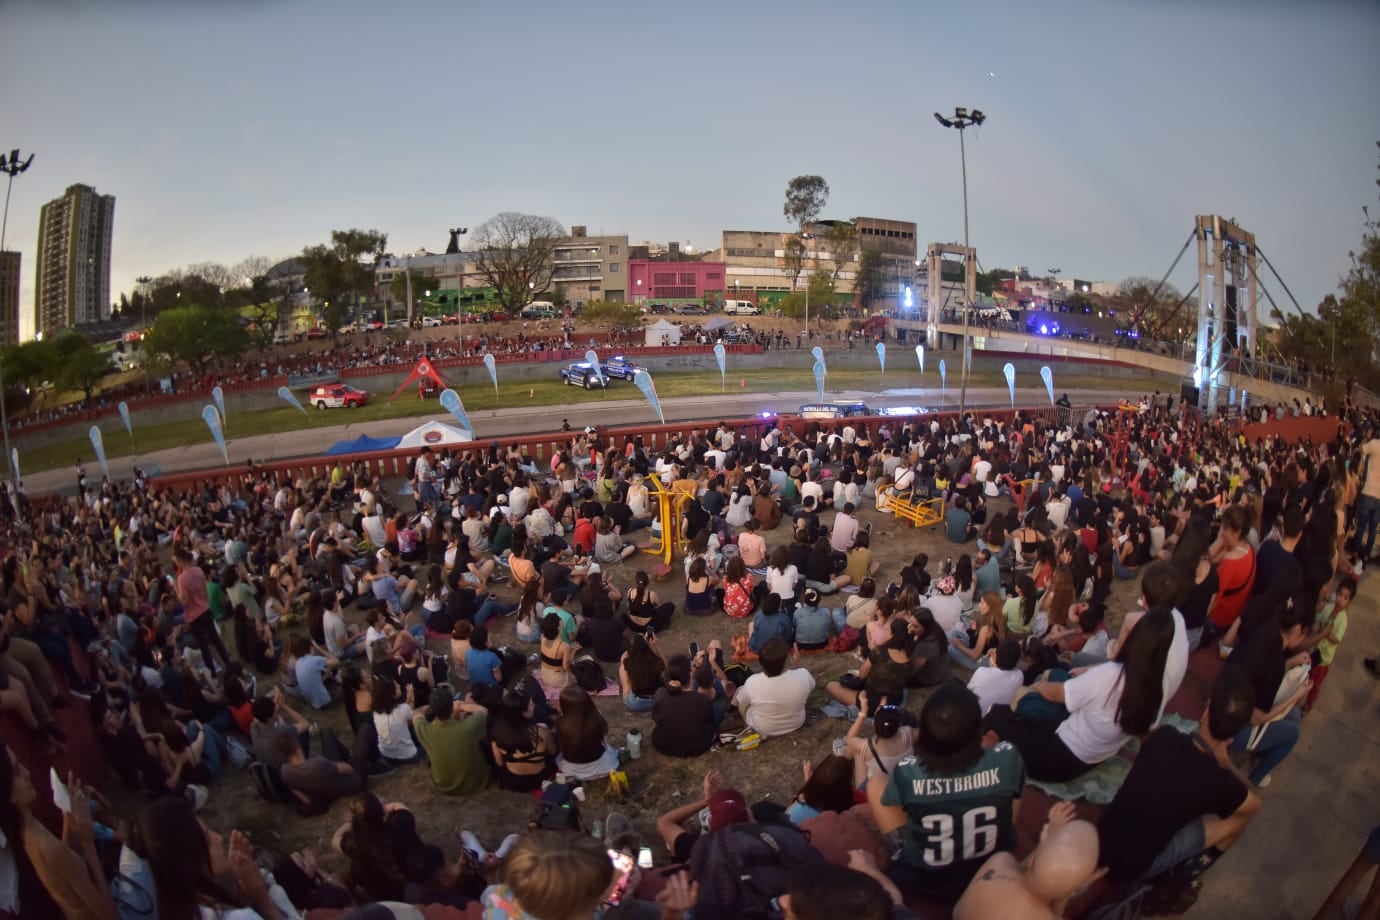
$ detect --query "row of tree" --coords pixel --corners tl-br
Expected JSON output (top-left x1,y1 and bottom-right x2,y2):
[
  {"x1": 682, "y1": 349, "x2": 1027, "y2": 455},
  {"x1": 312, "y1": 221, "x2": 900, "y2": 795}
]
[{"x1": 1, "y1": 332, "x2": 114, "y2": 402}]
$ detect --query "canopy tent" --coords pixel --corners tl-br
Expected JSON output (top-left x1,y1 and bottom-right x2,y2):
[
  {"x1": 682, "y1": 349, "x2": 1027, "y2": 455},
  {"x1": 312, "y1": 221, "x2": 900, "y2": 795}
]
[
  {"x1": 325, "y1": 433, "x2": 401, "y2": 456},
  {"x1": 645, "y1": 319, "x2": 681, "y2": 347},
  {"x1": 396, "y1": 420, "x2": 473, "y2": 449},
  {"x1": 704, "y1": 316, "x2": 734, "y2": 332},
  {"x1": 389, "y1": 355, "x2": 452, "y2": 401}
]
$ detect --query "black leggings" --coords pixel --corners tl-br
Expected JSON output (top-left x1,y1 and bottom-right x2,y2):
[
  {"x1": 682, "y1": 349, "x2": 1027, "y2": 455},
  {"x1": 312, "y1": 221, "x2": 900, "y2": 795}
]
[
  {"x1": 187, "y1": 614, "x2": 231, "y2": 674},
  {"x1": 982, "y1": 705, "x2": 1093, "y2": 783}
]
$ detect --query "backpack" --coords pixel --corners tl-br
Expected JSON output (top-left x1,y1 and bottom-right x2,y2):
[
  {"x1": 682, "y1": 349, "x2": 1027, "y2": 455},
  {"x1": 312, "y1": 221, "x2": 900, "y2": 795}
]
[
  {"x1": 533, "y1": 782, "x2": 583, "y2": 831},
  {"x1": 689, "y1": 823, "x2": 823, "y2": 919},
  {"x1": 572, "y1": 658, "x2": 606, "y2": 693}
]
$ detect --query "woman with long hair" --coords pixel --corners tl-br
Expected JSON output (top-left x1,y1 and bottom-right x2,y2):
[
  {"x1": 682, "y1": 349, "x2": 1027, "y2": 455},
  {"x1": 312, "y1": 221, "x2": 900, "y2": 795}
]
[
  {"x1": 513, "y1": 579, "x2": 544, "y2": 644},
  {"x1": 538, "y1": 614, "x2": 574, "y2": 690},
  {"x1": 619, "y1": 632, "x2": 664, "y2": 712},
  {"x1": 554, "y1": 686, "x2": 621, "y2": 780},
  {"x1": 683, "y1": 556, "x2": 717, "y2": 617},
  {"x1": 624, "y1": 570, "x2": 674, "y2": 634},
  {"x1": 952, "y1": 554, "x2": 976, "y2": 612},
  {"x1": 1037, "y1": 567, "x2": 1080, "y2": 647},
  {"x1": 2, "y1": 743, "x2": 118, "y2": 920},
  {"x1": 1208, "y1": 504, "x2": 1257, "y2": 647},
  {"x1": 1170, "y1": 513, "x2": 1218, "y2": 649},
  {"x1": 370, "y1": 676, "x2": 420, "y2": 765},
  {"x1": 783, "y1": 754, "x2": 859, "y2": 825},
  {"x1": 488, "y1": 705, "x2": 557, "y2": 792},
  {"x1": 983, "y1": 607, "x2": 1175, "y2": 782},
  {"x1": 721, "y1": 554, "x2": 757, "y2": 620},
  {"x1": 335, "y1": 792, "x2": 411, "y2": 903},
  {"x1": 949, "y1": 591, "x2": 1008, "y2": 669}
]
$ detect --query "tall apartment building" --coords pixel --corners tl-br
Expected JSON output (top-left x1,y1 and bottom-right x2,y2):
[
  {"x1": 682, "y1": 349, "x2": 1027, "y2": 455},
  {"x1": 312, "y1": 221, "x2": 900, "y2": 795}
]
[
  {"x1": 34, "y1": 183, "x2": 115, "y2": 336},
  {"x1": 0, "y1": 251, "x2": 20, "y2": 347},
  {"x1": 553, "y1": 226, "x2": 627, "y2": 306}
]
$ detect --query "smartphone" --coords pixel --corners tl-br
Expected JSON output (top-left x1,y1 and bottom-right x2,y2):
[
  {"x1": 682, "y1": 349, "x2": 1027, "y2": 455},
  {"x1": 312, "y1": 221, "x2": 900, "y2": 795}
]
[
  {"x1": 638, "y1": 847, "x2": 654, "y2": 869},
  {"x1": 50, "y1": 767, "x2": 71, "y2": 813}
]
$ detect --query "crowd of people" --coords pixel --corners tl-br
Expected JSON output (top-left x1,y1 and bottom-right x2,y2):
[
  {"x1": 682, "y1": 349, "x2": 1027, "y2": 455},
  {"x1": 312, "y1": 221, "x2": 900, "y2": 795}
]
[{"x1": 0, "y1": 385, "x2": 1377, "y2": 919}]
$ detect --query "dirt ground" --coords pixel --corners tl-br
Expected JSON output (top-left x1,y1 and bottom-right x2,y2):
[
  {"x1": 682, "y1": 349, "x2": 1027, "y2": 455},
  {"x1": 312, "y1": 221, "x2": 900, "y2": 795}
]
[{"x1": 181, "y1": 484, "x2": 1143, "y2": 879}]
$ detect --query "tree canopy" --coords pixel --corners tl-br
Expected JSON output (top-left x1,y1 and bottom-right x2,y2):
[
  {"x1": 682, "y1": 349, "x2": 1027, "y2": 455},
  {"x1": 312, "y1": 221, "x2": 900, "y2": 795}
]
[
  {"x1": 581, "y1": 300, "x2": 642, "y2": 332},
  {"x1": 470, "y1": 212, "x2": 565, "y2": 314},
  {"x1": 783, "y1": 175, "x2": 829, "y2": 232},
  {"x1": 141, "y1": 304, "x2": 248, "y2": 373}
]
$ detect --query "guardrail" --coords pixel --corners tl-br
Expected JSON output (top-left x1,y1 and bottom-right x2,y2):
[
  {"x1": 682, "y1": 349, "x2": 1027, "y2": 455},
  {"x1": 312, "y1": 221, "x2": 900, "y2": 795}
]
[{"x1": 141, "y1": 404, "x2": 1087, "y2": 498}]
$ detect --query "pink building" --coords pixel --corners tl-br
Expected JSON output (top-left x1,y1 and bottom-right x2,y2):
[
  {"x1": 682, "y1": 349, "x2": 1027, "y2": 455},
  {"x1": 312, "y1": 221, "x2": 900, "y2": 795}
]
[{"x1": 627, "y1": 259, "x2": 727, "y2": 305}]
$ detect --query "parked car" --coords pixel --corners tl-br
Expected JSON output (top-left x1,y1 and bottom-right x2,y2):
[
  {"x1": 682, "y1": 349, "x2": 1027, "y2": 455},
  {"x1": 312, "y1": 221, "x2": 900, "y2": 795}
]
[
  {"x1": 366, "y1": 319, "x2": 385, "y2": 331},
  {"x1": 420, "y1": 316, "x2": 443, "y2": 327},
  {"x1": 600, "y1": 355, "x2": 644, "y2": 380},
  {"x1": 272, "y1": 330, "x2": 293, "y2": 346},
  {"x1": 306, "y1": 327, "x2": 327, "y2": 340},
  {"x1": 559, "y1": 362, "x2": 608, "y2": 390},
  {"x1": 387, "y1": 318, "x2": 409, "y2": 329},
  {"x1": 522, "y1": 301, "x2": 557, "y2": 319},
  {"x1": 676, "y1": 304, "x2": 707, "y2": 315},
  {"x1": 309, "y1": 383, "x2": 369, "y2": 409}
]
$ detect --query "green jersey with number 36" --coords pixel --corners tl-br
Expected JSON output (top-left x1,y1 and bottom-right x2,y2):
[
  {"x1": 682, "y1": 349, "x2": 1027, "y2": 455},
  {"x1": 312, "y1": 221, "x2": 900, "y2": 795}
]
[{"x1": 881, "y1": 740, "x2": 1026, "y2": 895}]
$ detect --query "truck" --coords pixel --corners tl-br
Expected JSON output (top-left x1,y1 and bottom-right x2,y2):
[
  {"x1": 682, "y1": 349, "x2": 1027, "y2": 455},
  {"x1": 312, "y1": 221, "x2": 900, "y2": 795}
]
[{"x1": 723, "y1": 299, "x2": 760, "y2": 316}]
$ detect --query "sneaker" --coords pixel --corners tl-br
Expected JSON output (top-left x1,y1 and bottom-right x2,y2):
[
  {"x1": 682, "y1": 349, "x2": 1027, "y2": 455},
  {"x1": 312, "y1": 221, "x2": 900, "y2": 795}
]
[
  {"x1": 68, "y1": 681, "x2": 99, "y2": 700},
  {"x1": 494, "y1": 833, "x2": 521, "y2": 860},
  {"x1": 1257, "y1": 774, "x2": 1272, "y2": 788},
  {"x1": 459, "y1": 830, "x2": 487, "y2": 862},
  {"x1": 832, "y1": 737, "x2": 849, "y2": 757}
]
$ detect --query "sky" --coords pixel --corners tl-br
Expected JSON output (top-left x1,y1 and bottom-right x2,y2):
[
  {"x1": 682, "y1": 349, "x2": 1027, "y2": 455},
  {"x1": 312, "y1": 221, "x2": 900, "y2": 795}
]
[{"x1": 2, "y1": 0, "x2": 1377, "y2": 339}]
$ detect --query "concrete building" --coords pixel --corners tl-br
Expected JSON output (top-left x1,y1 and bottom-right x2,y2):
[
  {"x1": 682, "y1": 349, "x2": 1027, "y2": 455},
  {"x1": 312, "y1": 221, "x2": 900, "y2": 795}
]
[
  {"x1": 34, "y1": 183, "x2": 115, "y2": 337},
  {"x1": 0, "y1": 251, "x2": 19, "y2": 347},
  {"x1": 553, "y1": 227, "x2": 627, "y2": 306},
  {"x1": 375, "y1": 251, "x2": 482, "y2": 315},
  {"x1": 712, "y1": 215, "x2": 917, "y2": 310},
  {"x1": 627, "y1": 259, "x2": 727, "y2": 305}
]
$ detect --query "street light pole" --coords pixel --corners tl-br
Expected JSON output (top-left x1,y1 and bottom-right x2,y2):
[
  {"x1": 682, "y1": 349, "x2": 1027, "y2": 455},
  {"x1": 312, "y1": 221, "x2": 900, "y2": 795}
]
[
  {"x1": 934, "y1": 107, "x2": 985, "y2": 421},
  {"x1": 0, "y1": 148, "x2": 35, "y2": 256}
]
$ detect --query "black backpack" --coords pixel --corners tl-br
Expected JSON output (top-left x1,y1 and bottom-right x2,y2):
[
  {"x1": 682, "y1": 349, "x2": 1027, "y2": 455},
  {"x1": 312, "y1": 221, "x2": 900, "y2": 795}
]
[
  {"x1": 689, "y1": 823, "x2": 824, "y2": 920},
  {"x1": 533, "y1": 782, "x2": 583, "y2": 831}
]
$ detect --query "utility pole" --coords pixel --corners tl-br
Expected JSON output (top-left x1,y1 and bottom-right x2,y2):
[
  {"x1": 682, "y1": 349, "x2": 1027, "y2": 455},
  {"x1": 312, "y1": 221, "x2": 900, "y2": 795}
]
[
  {"x1": 934, "y1": 108, "x2": 986, "y2": 421},
  {"x1": 0, "y1": 148, "x2": 35, "y2": 486}
]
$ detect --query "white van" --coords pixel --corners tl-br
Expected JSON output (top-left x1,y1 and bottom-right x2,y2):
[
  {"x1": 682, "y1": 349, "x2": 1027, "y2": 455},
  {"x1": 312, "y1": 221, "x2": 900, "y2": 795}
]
[{"x1": 724, "y1": 299, "x2": 759, "y2": 315}]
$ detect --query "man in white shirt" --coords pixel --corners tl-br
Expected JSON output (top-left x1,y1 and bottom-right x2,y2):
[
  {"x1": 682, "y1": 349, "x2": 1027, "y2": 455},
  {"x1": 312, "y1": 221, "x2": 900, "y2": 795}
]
[
  {"x1": 734, "y1": 638, "x2": 814, "y2": 737},
  {"x1": 830, "y1": 503, "x2": 861, "y2": 552},
  {"x1": 1355, "y1": 425, "x2": 1380, "y2": 563},
  {"x1": 1045, "y1": 488, "x2": 1071, "y2": 531},
  {"x1": 965, "y1": 639, "x2": 1025, "y2": 714}
]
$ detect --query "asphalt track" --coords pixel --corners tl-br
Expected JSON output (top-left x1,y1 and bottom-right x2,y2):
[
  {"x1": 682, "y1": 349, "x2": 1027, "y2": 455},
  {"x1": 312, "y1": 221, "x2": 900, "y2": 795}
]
[{"x1": 30, "y1": 384, "x2": 1132, "y2": 497}]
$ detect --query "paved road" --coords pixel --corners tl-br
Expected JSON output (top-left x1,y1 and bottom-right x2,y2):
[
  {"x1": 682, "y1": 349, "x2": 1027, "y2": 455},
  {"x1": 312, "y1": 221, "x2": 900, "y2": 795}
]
[{"x1": 31, "y1": 385, "x2": 1130, "y2": 496}]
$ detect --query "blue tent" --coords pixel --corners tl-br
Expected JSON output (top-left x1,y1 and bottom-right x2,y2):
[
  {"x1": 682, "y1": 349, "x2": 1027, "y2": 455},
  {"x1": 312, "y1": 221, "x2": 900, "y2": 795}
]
[{"x1": 325, "y1": 434, "x2": 401, "y2": 456}]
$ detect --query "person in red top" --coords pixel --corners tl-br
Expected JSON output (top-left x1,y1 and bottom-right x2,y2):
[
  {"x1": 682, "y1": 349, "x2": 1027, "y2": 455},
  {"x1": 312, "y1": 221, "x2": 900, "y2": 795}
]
[
  {"x1": 571, "y1": 515, "x2": 596, "y2": 556},
  {"x1": 1208, "y1": 506, "x2": 1256, "y2": 648},
  {"x1": 174, "y1": 547, "x2": 230, "y2": 674}
]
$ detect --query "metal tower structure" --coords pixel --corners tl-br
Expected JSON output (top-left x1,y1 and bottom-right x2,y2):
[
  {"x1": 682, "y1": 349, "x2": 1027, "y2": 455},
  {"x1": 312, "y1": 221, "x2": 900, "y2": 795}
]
[
  {"x1": 924, "y1": 242, "x2": 976, "y2": 348},
  {"x1": 1193, "y1": 215, "x2": 1258, "y2": 414}
]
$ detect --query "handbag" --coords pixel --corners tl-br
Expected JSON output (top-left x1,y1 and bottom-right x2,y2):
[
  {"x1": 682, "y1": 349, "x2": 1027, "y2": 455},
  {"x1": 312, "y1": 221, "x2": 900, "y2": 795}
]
[{"x1": 1246, "y1": 662, "x2": 1308, "y2": 750}]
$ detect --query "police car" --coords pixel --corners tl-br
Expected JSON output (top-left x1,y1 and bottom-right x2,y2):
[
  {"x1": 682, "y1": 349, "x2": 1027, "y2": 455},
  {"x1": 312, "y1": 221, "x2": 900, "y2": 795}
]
[
  {"x1": 601, "y1": 355, "x2": 645, "y2": 380},
  {"x1": 558, "y1": 362, "x2": 608, "y2": 389},
  {"x1": 308, "y1": 383, "x2": 369, "y2": 409},
  {"x1": 876, "y1": 405, "x2": 931, "y2": 417}
]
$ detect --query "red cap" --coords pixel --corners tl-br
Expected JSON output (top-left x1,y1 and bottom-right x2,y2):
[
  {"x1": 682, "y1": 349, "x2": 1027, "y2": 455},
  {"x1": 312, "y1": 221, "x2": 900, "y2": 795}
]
[{"x1": 708, "y1": 789, "x2": 749, "y2": 831}]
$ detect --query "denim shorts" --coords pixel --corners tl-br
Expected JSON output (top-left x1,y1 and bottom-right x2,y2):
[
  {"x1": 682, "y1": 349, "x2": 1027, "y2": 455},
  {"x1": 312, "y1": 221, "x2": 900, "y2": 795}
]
[{"x1": 624, "y1": 692, "x2": 654, "y2": 713}]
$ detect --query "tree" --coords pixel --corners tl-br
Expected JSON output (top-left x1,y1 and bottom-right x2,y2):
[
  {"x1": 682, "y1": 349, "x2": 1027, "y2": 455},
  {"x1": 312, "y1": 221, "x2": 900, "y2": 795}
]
[
  {"x1": 300, "y1": 229, "x2": 389, "y2": 338},
  {"x1": 783, "y1": 175, "x2": 830, "y2": 232},
  {"x1": 470, "y1": 212, "x2": 566, "y2": 314},
  {"x1": 822, "y1": 222, "x2": 857, "y2": 288},
  {"x1": 782, "y1": 235, "x2": 806, "y2": 292},
  {"x1": 581, "y1": 300, "x2": 642, "y2": 332},
  {"x1": 777, "y1": 271, "x2": 836, "y2": 320},
  {"x1": 141, "y1": 304, "x2": 249, "y2": 374},
  {"x1": 855, "y1": 249, "x2": 886, "y2": 311},
  {"x1": 51, "y1": 332, "x2": 111, "y2": 401},
  {"x1": 975, "y1": 267, "x2": 1016, "y2": 296},
  {"x1": 1118, "y1": 275, "x2": 1185, "y2": 335},
  {"x1": 1, "y1": 338, "x2": 58, "y2": 394},
  {"x1": 389, "y1": 270, "x2": 433, "y2": 312}
]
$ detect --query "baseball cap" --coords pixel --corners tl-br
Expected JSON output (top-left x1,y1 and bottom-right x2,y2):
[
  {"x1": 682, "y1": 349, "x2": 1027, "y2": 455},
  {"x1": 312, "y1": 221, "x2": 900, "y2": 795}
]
[{"x1": 707, "y1": 789, "x2": 749, "y2": 831}]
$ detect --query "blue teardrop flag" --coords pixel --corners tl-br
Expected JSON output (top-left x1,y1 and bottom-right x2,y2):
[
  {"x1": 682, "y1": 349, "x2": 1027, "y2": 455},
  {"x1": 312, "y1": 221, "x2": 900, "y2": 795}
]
[
  {"x1": 212, "y1": 385, "x2": 226, "y2": 431},
  {"x1": 89, "y1": 427, "x2": 109, "y2": 479},
  {"x1": 632, "y1": 369, "x2": 665, "y2": 423},
  {"x1": 713, "y1": 343, "x2": 727, "y2": 391},
  {"x1": 875, "y1": 341, "x2": 886, "y2": 375},
  {"x1": 812, "y1": 359, "x2": 826, "y2": 402},
  {"x1": 277, "y1": 386, "x2": 307, "y2": 415},
  {"x1": 584, "y1": 349, "x2": 604, "y2": 386},
  {"x1": 1040, "y1": 366, "x2": 1055, "y2": 405},
  {"x1": 202, "y1": 405, "x2": 228, "y2": 465},
  {"x1": 940, "y1": 359, "x2": 947, "y2": 402},
  {"x1": 483, "y1": 353, "x2": 498, "y2": 395},
  {"x1": 1003, "y1": 362, "x2": 1016, "y2": 407},
  {"x1": 439, "y1": 388, "x2": 474, "y2": 433},
  {"x1": 915, "y1": 344, "x2": 925, "y2": 376},
  {"x1": 118, "y1": 400, "x2": 133, "y2": 439}
]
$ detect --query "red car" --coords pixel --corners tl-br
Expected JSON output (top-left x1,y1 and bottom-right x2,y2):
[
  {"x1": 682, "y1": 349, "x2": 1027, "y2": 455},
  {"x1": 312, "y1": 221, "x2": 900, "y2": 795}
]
[{"x1": 308, "y1": 384, "x2": 368, "y2": 409}]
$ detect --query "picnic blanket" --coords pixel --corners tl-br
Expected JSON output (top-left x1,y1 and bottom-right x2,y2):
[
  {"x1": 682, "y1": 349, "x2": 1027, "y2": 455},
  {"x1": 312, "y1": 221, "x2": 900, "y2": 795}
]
[
  {"x1": 534, "y1": 670, "x2": 620, "y2": 702},
  {"x1": 1028, "y1": 713, "x2": 1200, "y2": 804}
]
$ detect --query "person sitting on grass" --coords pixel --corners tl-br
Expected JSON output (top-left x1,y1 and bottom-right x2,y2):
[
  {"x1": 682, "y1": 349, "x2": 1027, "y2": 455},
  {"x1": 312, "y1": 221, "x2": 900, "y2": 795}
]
[
  {"x1": 735, "y1": 637, "x2": 814, "y2": 738},
  {"x1": 748, "y1": 593, "x2": 795, "y2": 656},
  {"x1": 412, "y1": 683, "x2": 490, "y2": 796},
  {"x1": 652, "y1": 654, "x2": 719, "y2": 758},
  {"x1": 793, "y1": 588, "x2": 844, "y2": 651}
]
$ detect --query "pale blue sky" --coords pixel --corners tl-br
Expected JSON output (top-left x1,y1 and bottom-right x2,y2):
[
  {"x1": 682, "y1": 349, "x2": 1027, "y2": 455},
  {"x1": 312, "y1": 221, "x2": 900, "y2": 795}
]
[{"x1": 2, "y1": 0, "x2": 1377, "y2": 337}]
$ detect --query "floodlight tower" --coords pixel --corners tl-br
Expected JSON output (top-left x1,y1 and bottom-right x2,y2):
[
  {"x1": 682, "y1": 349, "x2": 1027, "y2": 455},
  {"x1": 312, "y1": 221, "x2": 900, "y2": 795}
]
[{"x1": 934, "y1": 108, "x2": 986, "y2": 420}]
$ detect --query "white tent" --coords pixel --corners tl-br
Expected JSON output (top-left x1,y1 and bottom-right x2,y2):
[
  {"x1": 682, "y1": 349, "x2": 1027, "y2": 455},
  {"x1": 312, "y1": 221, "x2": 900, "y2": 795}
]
[
  {"x1": 396, "y1": 420, "x2": 473, "y2": 449},
  {"x1": 645, "y1": 319, "x2": 681, "y2": 347}
]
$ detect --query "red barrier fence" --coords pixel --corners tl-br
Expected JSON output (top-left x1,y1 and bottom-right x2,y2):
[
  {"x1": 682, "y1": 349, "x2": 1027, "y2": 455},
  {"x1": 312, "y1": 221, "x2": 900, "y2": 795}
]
[{"x1": 143, "y1": 404, "x2": 1097, "y2": 497}]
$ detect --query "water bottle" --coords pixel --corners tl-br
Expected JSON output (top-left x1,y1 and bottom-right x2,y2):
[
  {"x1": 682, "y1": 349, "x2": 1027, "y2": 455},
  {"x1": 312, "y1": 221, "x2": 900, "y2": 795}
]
[{"x1": 626, "y1": 728, "x2": 643, "y2": 760}]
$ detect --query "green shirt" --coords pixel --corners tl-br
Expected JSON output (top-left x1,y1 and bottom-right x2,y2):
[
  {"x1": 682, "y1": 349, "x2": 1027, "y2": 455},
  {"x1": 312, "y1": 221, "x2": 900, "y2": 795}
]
[
  {"x1": 415, "y1": 711, "x2": 489, "y2": 795},
  {"x1": 207, "y1": 581, "x2": 227, "y2": 622},
  {"x1": 1317, "y1": 601, "x2": 1348, "y2": 667},
  {"x1": 881, "y1": 741, "x2": 1025, "y2": 897}
]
